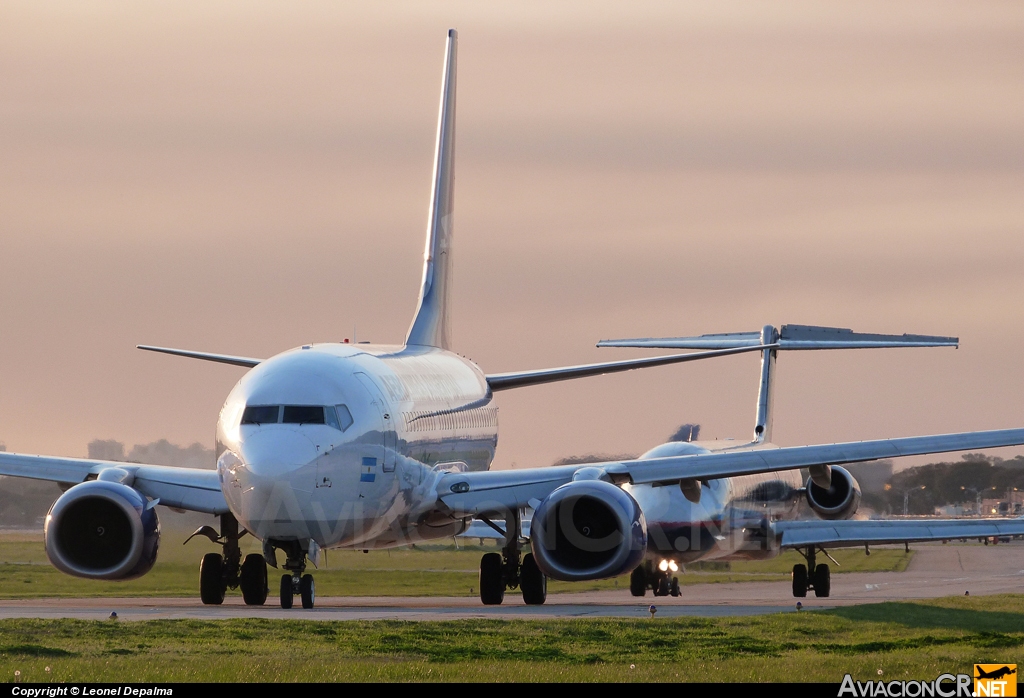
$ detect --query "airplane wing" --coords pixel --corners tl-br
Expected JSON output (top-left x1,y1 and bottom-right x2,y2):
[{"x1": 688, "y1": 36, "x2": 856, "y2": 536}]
[
  {"x1": 0, "y1": 452, "x2": 228, "y2": 515},
  {"x1": 773, "y1": 517, "x2": 1024, "y2": 548},
  {"x1": 486, "y1": 343, "x2": 776, "y2": 391},
  {"x1": 437, "y1": 427, "x2": 1024, "y2": 516}
]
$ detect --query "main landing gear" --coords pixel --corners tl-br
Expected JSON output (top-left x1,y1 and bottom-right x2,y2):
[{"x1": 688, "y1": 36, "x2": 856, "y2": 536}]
[
  {"x1": 629, "y1": 561, "x2": 680, "y2": 598},
  {"x1": 478, "y1": 509, "x2": 547, "y2": 606},
  {"x1": 190, "y1": 513, "x2": 268, "y2": 606},
  {"x1": 791, "y1": 546, "x2": 831, "y2": 598}
]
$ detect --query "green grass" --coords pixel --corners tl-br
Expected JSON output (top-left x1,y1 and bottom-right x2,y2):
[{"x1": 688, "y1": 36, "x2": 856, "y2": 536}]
[
  {"x1": 0, "y1": 531, "x2": 914, "y2": 598},
  {"x1": 0, "y1": 595, "x2": 1020, "y2": 682}
]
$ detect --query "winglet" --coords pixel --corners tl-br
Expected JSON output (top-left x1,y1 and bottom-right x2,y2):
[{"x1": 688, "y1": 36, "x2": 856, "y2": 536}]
[{"x1": 406, "y1": 29, "x2": 458, "y2": 350}]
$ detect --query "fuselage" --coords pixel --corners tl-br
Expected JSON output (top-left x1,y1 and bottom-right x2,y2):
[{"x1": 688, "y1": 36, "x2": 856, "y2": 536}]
[
  {"x1": 216, "y1": 343, "x2": 497, "y2": 549},
  {"x1": 626, "y1": 441, "x2": 805, "y2": 564},
  {"x1": 215, "y1": 342, "x2": 808, "y2": 562}
]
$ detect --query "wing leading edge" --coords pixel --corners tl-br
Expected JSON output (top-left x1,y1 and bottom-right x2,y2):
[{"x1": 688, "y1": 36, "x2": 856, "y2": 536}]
[
  {"x1": 437, "y1": 427, "x2": 1024, "y2": 516},
  {"x1": 0, "y1": 452, "x2": 228, "y2": 515},
  {"x1": 774, "y1": 517, "x2": 1024, "y2": 548}
]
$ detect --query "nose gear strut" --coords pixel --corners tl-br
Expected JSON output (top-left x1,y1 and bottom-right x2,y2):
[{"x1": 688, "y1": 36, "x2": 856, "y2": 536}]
[{"x1": 267, "y1": 539, "x2": 316, "y2": 609}]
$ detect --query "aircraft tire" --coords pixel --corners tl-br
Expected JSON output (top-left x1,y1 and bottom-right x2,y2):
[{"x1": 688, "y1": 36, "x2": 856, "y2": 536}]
[
  {"x1": 655, "y1": 574, "x2": 670, "y2": 596},
  {"x1": 280, "y1": 574, "x2": 294, "y2": 609},
  {"x1": 670, "y1": 577, "x2": 680, "y2": 597},
  {"x1": 792, "y1": 564, "x2": 808, "y2": 597},
  {"x1": 199, "y1": 553, "x2": 225, "y2": 605},
  {"x1": 629, "y1": 566, "x2": 647, "y2": 597},
  {"x1": 520, "y1": 553, "x2": 547, "y2": 605},
  {"x1": 239, "y1": 553, "x2": 268, "y2": 606},
  {"x1": 479, "y1": 552, "x2": 505, "y2": 605},
  {"x1": 813, "y1": 564, "x2": 830, "y2": 598},
  {"x1": 300, "y1": 574, "x2": 315, "y2": 609}
]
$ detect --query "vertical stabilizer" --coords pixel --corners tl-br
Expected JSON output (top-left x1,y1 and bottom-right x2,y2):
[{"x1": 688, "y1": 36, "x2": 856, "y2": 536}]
[
  {"x1": 406, "y1": 29, "x2": 458, "y2": 350},
  {"x1": 754, "y1": 325, "x2": 779, "y2": 443}
]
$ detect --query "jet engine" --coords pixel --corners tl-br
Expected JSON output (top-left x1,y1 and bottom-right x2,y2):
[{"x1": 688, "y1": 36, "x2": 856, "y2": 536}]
[
  {"x1": 44, "y1": 481, "x2": 160, "y2": 580},
  {"x1": 530, "y1": 479, "x2": 646, "y2": 581},
  {"x1": 805, "y1": 465, "x2": 861, "y2": 520}
]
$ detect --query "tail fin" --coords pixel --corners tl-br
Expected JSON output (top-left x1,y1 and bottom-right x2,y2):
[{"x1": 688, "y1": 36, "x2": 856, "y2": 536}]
[
  {"x1": 754, "y1": 325, "x2": 778, "y2": 443},
  {"x1": 599, "y1": 324, "x2": 958, "y2": 444},
  {"x1": 406, "y1": 29, "x2": 458, "y2": 350}
]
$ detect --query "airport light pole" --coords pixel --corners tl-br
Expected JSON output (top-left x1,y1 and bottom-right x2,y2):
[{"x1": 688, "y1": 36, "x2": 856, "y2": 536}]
[
  {"x1": 902, "y1": 485, "x2": 926, "y2": 516},
  {"x1": 960, "y1": 486, "x2": 998, "y2": 515}
]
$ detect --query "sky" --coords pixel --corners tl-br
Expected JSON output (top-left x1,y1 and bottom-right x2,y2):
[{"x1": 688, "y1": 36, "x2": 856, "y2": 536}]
[{"x1": 1, "y1": 1, "x2": 1023, "y2": 470}]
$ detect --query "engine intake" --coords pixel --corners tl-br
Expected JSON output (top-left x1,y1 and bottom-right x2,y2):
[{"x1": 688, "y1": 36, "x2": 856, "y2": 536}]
[
  {"x1": 530, "y1": 480, "x2": 646, "y2": 581},
  {"x1": 805, "y1": 465, "x2": 861, "y2": 520},
  {"x1": 44, "y1": 481, "x2": 160, "y2": 580}
]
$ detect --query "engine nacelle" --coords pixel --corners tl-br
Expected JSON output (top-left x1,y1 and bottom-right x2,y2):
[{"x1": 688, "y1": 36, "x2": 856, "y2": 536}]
[
  {"x1": 805, "y1": 465, "x2": 861, "y2": 520},
  {"x1": 530, "y1": 480, "x2": 647, "y2": 581},
  {"x1": 44, "y1": 481, "x2": 160, "y2": 580}
]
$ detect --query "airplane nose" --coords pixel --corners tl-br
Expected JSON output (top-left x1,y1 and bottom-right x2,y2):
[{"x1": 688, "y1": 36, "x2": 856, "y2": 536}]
[{"x1": 239, "y1": 428, "x2": 320, "y2": 478}]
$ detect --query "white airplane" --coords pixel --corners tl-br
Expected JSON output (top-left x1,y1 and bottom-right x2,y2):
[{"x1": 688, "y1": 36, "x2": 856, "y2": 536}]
[{"x1": 3, "y1": 29, "x2": 1024, "y2": 610}]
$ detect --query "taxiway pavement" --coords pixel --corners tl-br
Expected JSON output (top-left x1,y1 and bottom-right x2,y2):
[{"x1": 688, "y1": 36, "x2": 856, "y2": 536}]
[{"x1": 0, "y1": 543, "x2": 1019, "y2": 621}]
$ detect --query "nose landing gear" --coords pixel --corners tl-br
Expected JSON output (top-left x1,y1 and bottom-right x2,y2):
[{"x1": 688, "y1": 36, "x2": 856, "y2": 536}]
[
  {"x1": 279, "y1": 573, "x2": 316, "y2": 609},
  {"x1": 629, "y1": 562, "x2": 680, "y2": 597},
  {"x1": 270, "y1": 540, "x2": 316, "y2": 609}
]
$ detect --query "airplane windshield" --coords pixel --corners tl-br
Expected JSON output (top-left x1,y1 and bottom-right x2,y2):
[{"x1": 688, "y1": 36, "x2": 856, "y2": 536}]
[
  {"x1": 241, "y1": 404, "x2": 353, "y2": 431},
  {"x1": 283, "y1": 406, "x2": 325, "y2": 424},
  {"x1": 241, "y1": 405, "x2": 280, "y2": 424}
]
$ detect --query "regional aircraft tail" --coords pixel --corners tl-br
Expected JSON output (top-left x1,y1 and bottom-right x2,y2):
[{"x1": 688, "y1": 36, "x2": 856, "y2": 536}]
[
  {"x1": 599, "y1": 324, "x2": 958, "y2": 444},
  {"x1": 406, "y1": 29, "x2": 458, "y2": 350}
]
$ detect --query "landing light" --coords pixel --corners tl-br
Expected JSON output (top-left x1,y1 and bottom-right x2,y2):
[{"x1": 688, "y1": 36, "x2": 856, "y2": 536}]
[
  {"x1": 668, "y1": 560, "x2": 678, "y2": 572},
  {"x1": 658, "y1": 559, "x2": 669, "y2": 572}
]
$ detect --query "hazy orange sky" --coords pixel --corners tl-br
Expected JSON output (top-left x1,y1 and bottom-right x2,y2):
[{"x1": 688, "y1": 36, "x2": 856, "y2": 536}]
[{"x1": 1, "y1": 1, "x2": 1023, "y2": 469}]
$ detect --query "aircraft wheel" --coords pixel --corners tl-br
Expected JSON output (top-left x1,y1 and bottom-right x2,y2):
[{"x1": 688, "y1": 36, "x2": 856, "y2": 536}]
[
  {"x1": 656, "y1": 574, "x2": 670, "y2": 597},
  {"x1": 300, "y1": 574, "x2": 315, "y2": 609},
  {"x1": 670, "y1": 577, "x2": 680, "y2": 597},
  {"x1": 521, "y1": 553, "x2": 547, "y2": 605},
  {"x1": 280, "y1": 574, "x2": 294, "y2": 609},
  {"x1": 199, "y1": 553, "x2": 225, "y2": 605},
  {"x1": 792, "y1": 564, "x2": 808, "y2": 598},
  {"x1": 813, "y1": 564, "x2": 830, "y2": 598},
  {"x1": 629, "y1": 566, "x2": 647, "y2": 597},
  {"x1": 239, "y1": 553, "x2": 268, "y2": 606},
  {"x1": 479, "y1": 552, "x2": 505, "y2": 605}
]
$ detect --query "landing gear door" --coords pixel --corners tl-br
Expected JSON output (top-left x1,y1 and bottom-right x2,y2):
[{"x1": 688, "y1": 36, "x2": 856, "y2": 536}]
[{"x1": 354, "y1": 373, "x2": 397, "y2": 472}]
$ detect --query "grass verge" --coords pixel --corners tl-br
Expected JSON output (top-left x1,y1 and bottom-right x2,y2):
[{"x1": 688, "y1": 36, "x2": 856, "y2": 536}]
[{"x1": 0, "y1": 594, "x2": 1020, "y2": 682}]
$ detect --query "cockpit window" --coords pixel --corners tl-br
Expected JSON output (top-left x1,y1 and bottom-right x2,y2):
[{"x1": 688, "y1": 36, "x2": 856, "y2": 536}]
[
  {"x1": 282, "y1": 406, "x2": 325, "y2": 424},
  {"x1": 241, "y1": 405, "x2": 281, "y2": 424},
  {"x1": 242, "y1": 404, "x2": 352, "y2": 430},
  {"x1": 335, "y1": 404, "x2": 354, "y2": 431}
]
